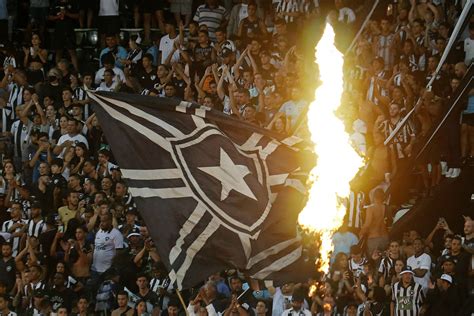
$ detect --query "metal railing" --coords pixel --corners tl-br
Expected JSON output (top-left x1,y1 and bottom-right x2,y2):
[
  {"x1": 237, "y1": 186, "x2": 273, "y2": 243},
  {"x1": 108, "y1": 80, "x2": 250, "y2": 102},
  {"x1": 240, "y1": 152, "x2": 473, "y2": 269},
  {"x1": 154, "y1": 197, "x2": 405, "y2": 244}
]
[
  {"x1": 384, "y1": 1, "x2": 474, "y2": 146},
  {"x1": 415, "y1": 65, "x2": 474, "y2": 162}
]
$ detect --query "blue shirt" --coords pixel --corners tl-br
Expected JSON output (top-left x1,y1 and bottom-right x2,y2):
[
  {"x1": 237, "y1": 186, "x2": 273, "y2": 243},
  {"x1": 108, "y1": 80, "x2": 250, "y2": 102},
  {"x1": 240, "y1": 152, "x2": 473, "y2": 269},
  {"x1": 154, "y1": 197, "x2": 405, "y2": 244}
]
[
  {"x1": 464, "y1": 95, "x2": 474, "y2": 114},
  {"x1": 0, "y1": 0, "x2": 7, "y2": 20},
  {"x1": 331, "y1": 231, "x2": 358, "y2": 262},
  {"x1": 146, "y1": 45, "x2": 159, "y2": 66},
  {"x1": 216, "y1": 279, "x2": 231, "y2": 298},
  {"x1": 99, "y1": 46, "x2": 128, "y2": 69}
]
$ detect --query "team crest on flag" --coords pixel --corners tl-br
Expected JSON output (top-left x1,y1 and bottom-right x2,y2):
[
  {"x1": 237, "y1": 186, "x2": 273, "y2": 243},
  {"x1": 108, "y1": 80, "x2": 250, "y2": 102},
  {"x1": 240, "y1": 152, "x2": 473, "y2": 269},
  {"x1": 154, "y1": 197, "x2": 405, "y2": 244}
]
[{"x1": 89, "y1": 91, "x2": 314, "y2": 289}]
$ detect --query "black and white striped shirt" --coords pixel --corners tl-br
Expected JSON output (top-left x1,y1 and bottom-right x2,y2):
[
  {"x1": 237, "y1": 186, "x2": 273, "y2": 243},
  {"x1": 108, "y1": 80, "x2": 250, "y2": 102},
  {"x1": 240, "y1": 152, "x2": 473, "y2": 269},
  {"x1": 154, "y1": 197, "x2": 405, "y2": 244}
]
[
  {"x1": 391, "y1": 281, "x2": 424, "y2": 316},
  {"x1": 3, "y1": 84, "x2": 24, "y2": 132},
  {"x1": 150, "y1": 277, "x2": 172, "y2": 309},
  {"x1": 379, "y1": 119, "x2": 415, "y2": 159},
  {"x1": 376, "y1": 34, "x2": 395, "y2": 70},
  {"x1": 3, "y1": 56, "x2": 16, "y2": 69},
  {"x1": 366, "y1": 70, "x2": 387, "y2": 105},
  {"x1": 378, "y1": 255, "x2": 396, "y2": 280},
  {"x1": 1, "y1": 219, "x2": 27, "y2": 256},
  {"x1": 275, "y1": 0, "x2": 300, "y2": 23},
  {"x1": 346, "y1": 191, "x2": 364, "y2": 229},
  {"x1": 26, "y1": 219, "x2": 46, "y2": 238},
  {"x1": 126, "y1": 49, "x2": 143, "y2": 69},
  {"x1": 73, "y1": 86, "x2": 90, "y2": 119},
  {"x1": 349, "y1": 257, "x2": 368, "y2": 277}
]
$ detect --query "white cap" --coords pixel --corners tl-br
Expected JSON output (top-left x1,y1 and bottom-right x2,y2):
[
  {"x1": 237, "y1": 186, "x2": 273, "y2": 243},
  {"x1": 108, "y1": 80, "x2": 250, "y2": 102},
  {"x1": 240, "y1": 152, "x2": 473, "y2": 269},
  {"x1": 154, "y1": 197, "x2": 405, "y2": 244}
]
[{"x1": 440, "y1": 274, "x2": 452, "y2": 284}]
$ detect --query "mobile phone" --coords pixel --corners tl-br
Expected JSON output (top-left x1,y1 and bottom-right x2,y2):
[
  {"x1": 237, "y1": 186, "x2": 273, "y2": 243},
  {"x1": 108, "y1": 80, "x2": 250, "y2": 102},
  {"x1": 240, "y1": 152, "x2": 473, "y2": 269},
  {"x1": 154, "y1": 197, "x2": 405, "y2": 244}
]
[{"x1": 58, "y1": 225, "x2": 64, "y2": 233}]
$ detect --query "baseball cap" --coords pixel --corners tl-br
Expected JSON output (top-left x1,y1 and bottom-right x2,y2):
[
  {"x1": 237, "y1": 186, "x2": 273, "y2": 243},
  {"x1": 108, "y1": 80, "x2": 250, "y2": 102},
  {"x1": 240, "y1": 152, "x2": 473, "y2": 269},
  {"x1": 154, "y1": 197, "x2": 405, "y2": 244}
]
[
  {"x1": 220, "y1": 40, "x2": 236, "y2": 53},
  {"x1": 126, "y1": 206, "x2": 138, "y2": 216},
  {"x1": 400, "y1": 266, "x2": 415, "y2": 275},
  {"x1": 220, "y1": 48, "x2": 233, "y2": 58},
  {"x1": 440, "y1": 274, "x2": 452, "y2": 284},
  {"x1": 127, "y1": 228, "x2": 141, "y2": 239}
]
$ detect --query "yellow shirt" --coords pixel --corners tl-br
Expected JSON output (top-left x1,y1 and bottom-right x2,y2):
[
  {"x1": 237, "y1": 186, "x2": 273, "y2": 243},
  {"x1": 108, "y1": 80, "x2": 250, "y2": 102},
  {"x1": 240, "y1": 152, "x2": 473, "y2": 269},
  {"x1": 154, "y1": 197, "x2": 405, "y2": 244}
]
[{"x1": 58, "y1": 206, "x2": 79, "y2": 229}]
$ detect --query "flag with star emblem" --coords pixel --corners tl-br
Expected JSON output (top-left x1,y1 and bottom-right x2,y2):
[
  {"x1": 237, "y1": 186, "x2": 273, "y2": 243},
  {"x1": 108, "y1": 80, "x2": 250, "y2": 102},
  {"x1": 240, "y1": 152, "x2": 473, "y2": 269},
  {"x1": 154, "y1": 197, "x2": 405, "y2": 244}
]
[{"x1": 88, "y1": 91, "x2": 314, "y2": 289}]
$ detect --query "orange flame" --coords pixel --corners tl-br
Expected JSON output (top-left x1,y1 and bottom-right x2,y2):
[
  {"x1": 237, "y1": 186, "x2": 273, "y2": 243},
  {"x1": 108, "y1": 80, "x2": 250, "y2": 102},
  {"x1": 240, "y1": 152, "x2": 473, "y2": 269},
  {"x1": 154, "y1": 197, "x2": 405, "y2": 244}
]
[{"x1": 298, "y1": 24, "x2": 364, "y2": 272}]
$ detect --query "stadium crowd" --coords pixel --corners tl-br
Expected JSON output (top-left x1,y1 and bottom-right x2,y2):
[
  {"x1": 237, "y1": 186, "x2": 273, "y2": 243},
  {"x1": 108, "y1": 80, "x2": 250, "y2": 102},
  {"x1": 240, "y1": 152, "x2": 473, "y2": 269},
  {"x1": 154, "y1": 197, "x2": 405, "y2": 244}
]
[{"x1": 0, "y1": 0, "x2": 473, "y2": 315}]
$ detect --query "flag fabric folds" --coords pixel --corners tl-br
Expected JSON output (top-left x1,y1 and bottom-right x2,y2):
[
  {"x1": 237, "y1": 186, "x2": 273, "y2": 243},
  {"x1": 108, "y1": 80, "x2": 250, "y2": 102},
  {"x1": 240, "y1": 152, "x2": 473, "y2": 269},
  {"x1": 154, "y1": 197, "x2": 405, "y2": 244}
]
[{"x1": 88, "y1": 91, "x2": 314, "y2": 289}]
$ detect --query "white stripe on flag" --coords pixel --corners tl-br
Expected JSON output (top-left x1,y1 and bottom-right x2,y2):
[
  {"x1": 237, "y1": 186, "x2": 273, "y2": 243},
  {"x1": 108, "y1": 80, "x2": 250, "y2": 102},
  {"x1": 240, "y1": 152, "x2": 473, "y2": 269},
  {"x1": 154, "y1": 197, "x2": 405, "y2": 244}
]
[
  {"x1": 191, "y1": 115, "x2": 206, "y2": 128},
  {"x1": 169, "y1": 203, "x2": 207, "y2": 264},
  {"x1": 246, "y1": 237, "x2": 301, "y2": 269},
  {"x1": 268, "y1": 173, "x2": 289, "y2": 186},
  {"x1": 250, "y1": 246, "x2": 302, "y2": 279},
  {"x1": 195, "y1": 108, "x2": 207, "y2": 118},
  {"x1": 121, "y1": 168, "x2": 182, "y2": 180},
  {"x1": 175, "y1": 218, "x2": 220, "y2": 289},
  {"x1": 240, "y1": 133, "x2": 263, "y2": 150},
  {"x1": 260, "y1": 140, "x2": 280, "y2": 159},
  {"x1": 176, "y1": 101, "x2": 192, "y2": 113},
  {"x1": 88, "y1": 93, "x2": 173, "y2": 152},
  {"x1": 96, "y1": 94, "x2": 185, "y2": 138},
  {"x1": 284, "y1": 179, "x2": 306, "y2": 194},
  {"x1": 129, "y1": 187, "x2": 192, "y2": 199},
  {"x1": 281, "y1": 136, "x2": 302, "y2": 147}
]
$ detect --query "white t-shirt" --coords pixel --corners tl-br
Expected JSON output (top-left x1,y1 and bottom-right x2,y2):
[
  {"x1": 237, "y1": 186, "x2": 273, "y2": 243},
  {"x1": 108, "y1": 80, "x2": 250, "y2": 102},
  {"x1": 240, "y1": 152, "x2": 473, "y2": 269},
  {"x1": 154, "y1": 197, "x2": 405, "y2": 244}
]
[
  {"x1": 464, "y1": 37, "x2": 474, "y2": 66},
  {"x1": 159, "y1": 35, "x2": 180, "y2": 65},
  {"x1": 95, "y1": 67, "x2": 126, "y2": 85},
  {"x1": 407, "y1": 253, "x2": 431, "y2": 290},
  {"x1": 278, "y1": 100, "x2": 307, "y2": 127},
  {"x1": 238, "y1": 4, "x2": 248, "y2": 24},
  {"x1": 57, "y1": 134, "x2": 89, "y2": 157},
  {"x1": 92, "y1": 228, "x2": 124, "y2": 273},
  {"x1": 99, "y1": 0, "x2": 119, "y2": 16},
  {"x1": 272, "y1": 287, "x2": 292, "y2": 316},
  {"x1": 282, "y1": 308, "x2": 311, "y2": 316},
  {"x1": 96, "y1": 81, "x2": 118, "y2": 92},
  {"x1": 338, "y1": 7, "x2": 356, "y2": 24}
]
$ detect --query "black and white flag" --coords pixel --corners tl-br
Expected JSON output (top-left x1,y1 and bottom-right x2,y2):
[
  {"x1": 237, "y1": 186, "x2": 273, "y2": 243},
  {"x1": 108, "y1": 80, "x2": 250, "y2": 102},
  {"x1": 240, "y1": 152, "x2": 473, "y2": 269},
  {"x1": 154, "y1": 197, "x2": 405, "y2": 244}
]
[{"x1": 89, "y1": 91, "x2": 314, "y2": 289}]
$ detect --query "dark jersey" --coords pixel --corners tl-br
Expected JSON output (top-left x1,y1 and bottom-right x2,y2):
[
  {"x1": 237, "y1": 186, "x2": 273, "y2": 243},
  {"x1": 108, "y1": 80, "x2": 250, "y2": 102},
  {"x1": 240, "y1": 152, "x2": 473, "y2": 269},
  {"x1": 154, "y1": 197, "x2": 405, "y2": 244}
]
[{"x1": 50, "y1": 0, "x2": 79, "y2": 31}]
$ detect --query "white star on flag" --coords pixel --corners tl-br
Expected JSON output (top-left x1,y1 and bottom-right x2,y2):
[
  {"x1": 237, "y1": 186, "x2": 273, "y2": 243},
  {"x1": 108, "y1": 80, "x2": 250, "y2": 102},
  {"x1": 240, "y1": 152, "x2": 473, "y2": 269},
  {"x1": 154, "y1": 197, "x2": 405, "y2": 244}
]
[{"x1": 199, "y1": 148, "x2": 257, "y2": 201}]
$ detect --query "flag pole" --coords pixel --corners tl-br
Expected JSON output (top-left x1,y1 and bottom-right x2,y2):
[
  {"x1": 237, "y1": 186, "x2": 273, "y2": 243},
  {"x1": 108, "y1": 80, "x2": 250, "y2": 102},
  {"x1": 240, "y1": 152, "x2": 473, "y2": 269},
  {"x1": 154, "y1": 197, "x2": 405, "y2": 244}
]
[{"x1": 176, "y1": 289, "x2": 189, "y2": 316}]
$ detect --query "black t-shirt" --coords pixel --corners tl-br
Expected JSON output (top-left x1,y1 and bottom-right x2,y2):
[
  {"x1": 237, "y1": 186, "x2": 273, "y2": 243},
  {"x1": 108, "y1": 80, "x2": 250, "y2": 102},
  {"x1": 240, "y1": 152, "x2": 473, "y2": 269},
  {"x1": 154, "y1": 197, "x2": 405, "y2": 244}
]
[
  {"x1": 49, "y1": 287, "x2": 76, "y2": 312},
  {"x1": 0, "y1": 257, "x2": 16, "y2": 292},
  {"x1": 50, "y1": 0, "x2": 79, "y2": 31},
  {"x1": 172, "y1": 77, "x2": 186, "y2": 99},
  {"x1": 437, "y1": 251, "x2": 470, "y2": 283},
  {"x1": 136, "y1": 290, "x2": 159, "y2": 314},
  {"x1": 241, "y1": 18, "x2": 262, "y2": 42},
  {"x1": 425, "y1": 71, "x2": 450, "y2": 98},
  {"x1": 193, "y1": 44, "x2": 213, "y2": 66},
  {"x1": 38, "y1": 82, "x2": 65, "y2": 108},
  {"x1": 259, "y1": 64, "x2": 276, "y2": 81},
  {"x1": 135, "y1": 67, "x2": 158, "y2": 90}
]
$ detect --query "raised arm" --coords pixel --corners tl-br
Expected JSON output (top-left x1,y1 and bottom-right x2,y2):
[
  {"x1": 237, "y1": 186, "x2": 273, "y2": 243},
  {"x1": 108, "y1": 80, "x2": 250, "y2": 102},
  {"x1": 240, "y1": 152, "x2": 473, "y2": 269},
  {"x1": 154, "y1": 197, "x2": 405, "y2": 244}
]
[
  {"x1": 199, "y1": 66, "x2": 212, "y2": 89},
  {"x1": 228, "y1": 83, "x2": 240, "y2": 118},
  {"x1": 232, "y1": 47, "x2": 249, "y2": 80},
  {"x1": 173, "y1": 63, "x2": 191, "y2": 85},
  {"x1": 32, "y1": 94, "x2": 46, "y2": 125},
  {"x1": 408, "y1": 0, "x2": 417, "y2": 24},
  {"x1": 217, "y1": 65, "x2": 228, "y2": 101}
]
